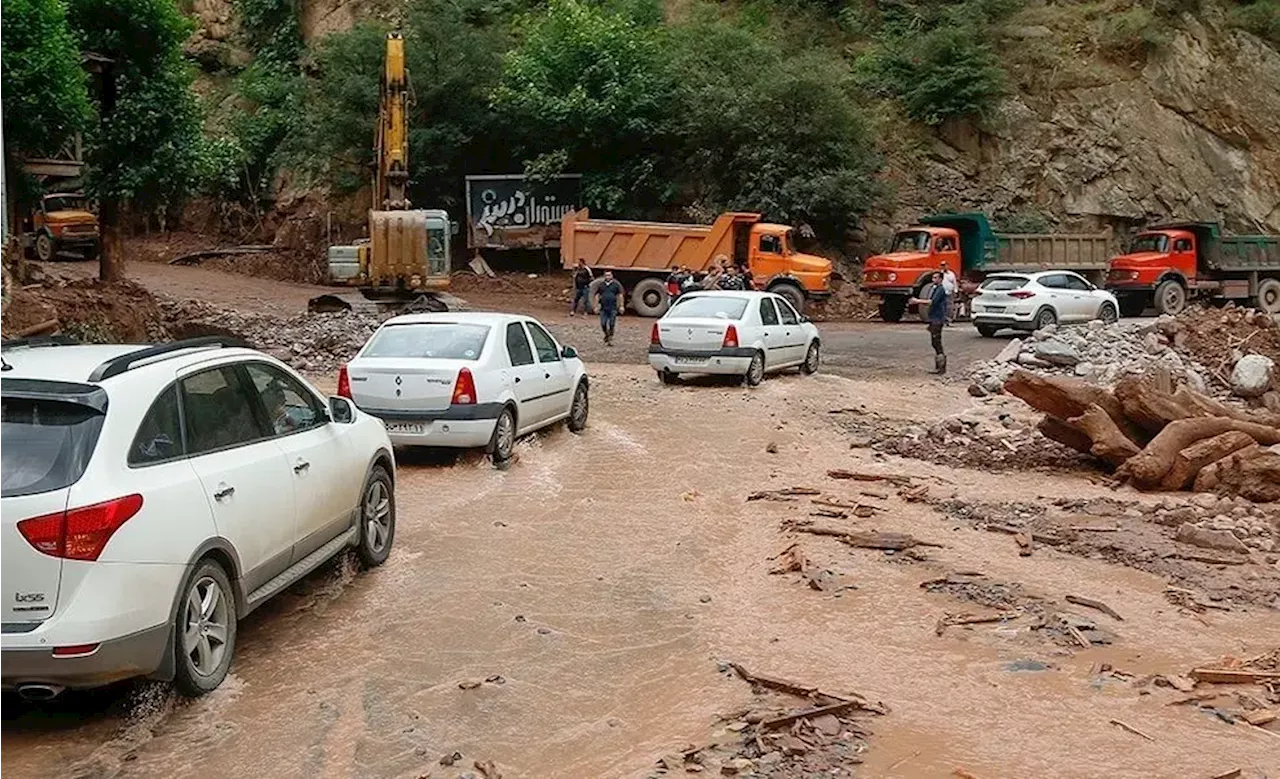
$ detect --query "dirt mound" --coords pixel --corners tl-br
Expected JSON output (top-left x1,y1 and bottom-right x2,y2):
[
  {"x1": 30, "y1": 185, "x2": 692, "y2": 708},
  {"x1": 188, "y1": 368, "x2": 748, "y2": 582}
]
[
  {"x1": 127, "y1": 232, "x2": 327, "y2": 284},
  {"x1": 1161, "y1": 304, "x2": 1280, "y2": 381},
  {"x1": 1, "y1": 277, "x2": 167, "y2": 343},
  {"x1": 806, "y1": 281, "x2": 879, "y2": 322}
]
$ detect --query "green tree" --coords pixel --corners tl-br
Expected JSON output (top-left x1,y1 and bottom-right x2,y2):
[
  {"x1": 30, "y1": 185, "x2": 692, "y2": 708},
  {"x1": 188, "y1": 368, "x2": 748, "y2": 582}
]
[
  {"x1": 492, "y1": 0, "x2": 676, "y2": 212},
  {"x1": 2, "y1": 0, "x2": 92, "y2": 157}
]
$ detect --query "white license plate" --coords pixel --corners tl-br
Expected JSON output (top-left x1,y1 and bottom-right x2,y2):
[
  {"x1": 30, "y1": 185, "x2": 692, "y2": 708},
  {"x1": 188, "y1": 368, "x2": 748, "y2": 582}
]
[
  {"x1": 983, "y1": 306, "x2": 1007, "y2": 313},
  {"x1": 675, "y1": 355, "x2": 708, "y2": 365},
  {"x1": 383, "y1": 421, "x2": 425, "y2": 434}
]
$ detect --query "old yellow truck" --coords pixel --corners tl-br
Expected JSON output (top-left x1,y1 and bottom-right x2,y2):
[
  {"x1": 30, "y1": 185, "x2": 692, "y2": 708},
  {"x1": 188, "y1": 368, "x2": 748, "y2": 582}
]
[
  {"x1": 23, "y1": 193, "x2": 100, "y2": 262},
  {"x1": 559, "y1": 209, "x2": 835, "y2": 317}
]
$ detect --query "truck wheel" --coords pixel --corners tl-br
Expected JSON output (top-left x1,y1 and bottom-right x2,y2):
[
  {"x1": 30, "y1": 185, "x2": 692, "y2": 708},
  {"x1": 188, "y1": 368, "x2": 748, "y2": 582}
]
[
  {"x1": 1255, "y1": 278, "x2": 1280, "y2": 315},
  {"x1": 771, "y1": 283, "x2": 805, "y2": 315},
  {"x1": 1118, "y1": 295, "x2": 1145, "y2": 318},
  {"x1": 916, "y1": 283, "x2": 936, "y2": 322},
  {"x1": 35, "y1": 233, "x2": 55, "y2": 262},
  {"x1": 977, "y1": 325, "x2": 999, "y2": 338},
  {"x1": 631, "y1": 278, "x2": 670, "y2": 317},
  {"x1": 83, "y1": 244, "x2": 99, "y2": 262},
  {"x1": 878, "y1": 296, "x2": 907, "y2": 322},
  {"x1": 1154, "y1": 279, "x2": 1187, "y2": 316}
]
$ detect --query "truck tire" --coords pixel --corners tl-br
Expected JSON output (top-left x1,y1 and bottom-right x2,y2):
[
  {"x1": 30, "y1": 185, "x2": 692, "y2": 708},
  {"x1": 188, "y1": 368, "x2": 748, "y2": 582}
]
[
  {"x1": 1255, "y1": 278, "x2": 1280, "y2": 315},
  {"x1": 1118, "y1": 295, "x2": 1145, "y2": 318},
  {"x1": 1154, "y1": 279, "x2": 1187, "y2": 316},
  {"x1": 35, "y1": 233, "x2": 55, "y2": 262},
  {"x1": 770, "y1": 282, "x2": 806, "y2": 315},
  {"x1": 878, "y1": 296, "x2": 907, "y2": 322},
  {"x1": 631, "y1": 278, "x2": 670, "y2": 318},
  {"x1": 916, "y1": 283, "x2": 936, "y2": 322}
]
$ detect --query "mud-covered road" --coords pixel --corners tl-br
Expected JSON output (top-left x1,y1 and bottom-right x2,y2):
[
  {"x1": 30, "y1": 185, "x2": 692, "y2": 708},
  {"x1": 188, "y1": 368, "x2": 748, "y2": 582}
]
[{"x1": 4, "y1": 364, "x2": 1277, "y2": 779}]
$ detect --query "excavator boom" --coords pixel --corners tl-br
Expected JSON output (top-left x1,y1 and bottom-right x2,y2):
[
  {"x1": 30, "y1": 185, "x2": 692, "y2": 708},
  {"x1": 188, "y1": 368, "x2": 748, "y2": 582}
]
[{"x1": 376, "y1": 33, "x2": 410, "y2": 210}]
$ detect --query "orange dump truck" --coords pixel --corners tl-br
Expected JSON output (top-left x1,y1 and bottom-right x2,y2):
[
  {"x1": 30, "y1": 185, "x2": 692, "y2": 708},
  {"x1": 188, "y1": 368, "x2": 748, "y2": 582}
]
[
  {"x1": 861, "y1": 213, "x2": 1112, "y2": 321},
  {"x1": 560, "y1": 209, "x2": 834, "y2": 317}
]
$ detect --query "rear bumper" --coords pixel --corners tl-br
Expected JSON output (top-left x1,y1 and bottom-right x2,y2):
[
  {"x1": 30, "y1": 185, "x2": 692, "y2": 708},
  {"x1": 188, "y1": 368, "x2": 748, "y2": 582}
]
[
  {"x1": 362, "y1": 403, "x2": 502, "y2": 449},
  {"x1": 649, "y1": 345, "x2": 755, "y2": 375},
  {"x1": 972, "y1": 316, "x2": 1037, "y2": 332},
  {"x1": 1105, "y1": 283, "x2": 1155, "y2": 293},
  {"x1": 2, "y1": 623, "x2": 169, "y2": 690},
  {"x1": 861, "y1": 286, "x2": 913, "y2": 297}
]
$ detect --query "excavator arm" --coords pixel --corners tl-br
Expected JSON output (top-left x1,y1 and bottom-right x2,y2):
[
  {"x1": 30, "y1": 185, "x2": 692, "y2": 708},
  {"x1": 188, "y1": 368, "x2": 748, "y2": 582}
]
[{"x1": 375, "y1": 33, "x2": 411, "y2": 210}]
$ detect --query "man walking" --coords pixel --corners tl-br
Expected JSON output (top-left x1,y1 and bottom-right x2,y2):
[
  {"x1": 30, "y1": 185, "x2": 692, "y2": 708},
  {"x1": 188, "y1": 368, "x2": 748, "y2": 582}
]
[
  {"x1": 569, "y1": 259, "x2": 594, "y2": 316},
  {"x1": 940, "y1": 260, "x2": 958, "y2": 325},
  {"x1": 595, "y1": 270, "x2": 625, "y2": 346},
  {"x1": 911, "y1": 271, "x2": 948, "y2": 374}
]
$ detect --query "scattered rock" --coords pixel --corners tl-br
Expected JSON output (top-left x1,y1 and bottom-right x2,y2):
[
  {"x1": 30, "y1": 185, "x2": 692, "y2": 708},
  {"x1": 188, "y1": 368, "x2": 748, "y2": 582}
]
[
  {"x1": 1175, "y1": 523, "x2": 1251, "y2": 555},
  {"x1": 1231, "y1": 354, "x2": 1274, "y2": 398},
  {"x1": 994, "y1": 338, "x2": 1023, "y2": 363},
  {"x1": 1032, "y1": 339, "x2": 1081, "y2": 367}
]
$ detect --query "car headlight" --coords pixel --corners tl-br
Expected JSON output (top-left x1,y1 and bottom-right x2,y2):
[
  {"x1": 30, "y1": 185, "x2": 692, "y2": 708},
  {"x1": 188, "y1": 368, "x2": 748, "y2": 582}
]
[{"x1": 888, "y1": 272, "x2": 897, "y2": 282}]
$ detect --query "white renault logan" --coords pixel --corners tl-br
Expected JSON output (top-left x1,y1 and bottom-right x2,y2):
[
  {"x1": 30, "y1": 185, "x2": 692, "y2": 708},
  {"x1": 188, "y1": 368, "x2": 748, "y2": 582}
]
[
  {"x1": 648, "y1": 290, "x2": 822, "y2": 385},
  {"x1": 341, "y1": 312, "x2": 590, "y2": 464},
  {"x1": 1, "y1": 336, "x2": 394, "y2": 700}
]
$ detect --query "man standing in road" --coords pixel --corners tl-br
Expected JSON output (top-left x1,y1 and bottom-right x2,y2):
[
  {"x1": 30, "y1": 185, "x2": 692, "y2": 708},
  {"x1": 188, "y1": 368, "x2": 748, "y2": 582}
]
[
  {"x1": 911, "y1": 271, "x2": 948, "y2": 374},
  {"x1": 940, "y1": 260, "x2": 958, "y2": 325},
  {"x1": 595, "y1": 270, "x2": 625, "y2": 346},
  {"x1": 569, "y1": 258, "x2": 594, "y2": 316}
]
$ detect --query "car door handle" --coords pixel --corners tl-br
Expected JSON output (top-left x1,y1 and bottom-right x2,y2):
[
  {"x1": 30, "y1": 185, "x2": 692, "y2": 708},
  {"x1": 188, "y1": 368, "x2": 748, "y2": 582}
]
[
  {"x1": 544, "y1": 372, "x2": 551, "y2": 379},
  {"x1": 213, "y1": 484, "x2": 235, "y2": 501},
  {"x1": 293, "y1": 459, "x2": 310, "y2": 474},
  {"x1": 514, "y1": 376, "x2": 521, "y2": 383},
  {"x1": 764, "y1": 332, "x2": 770, "y2": 337}
]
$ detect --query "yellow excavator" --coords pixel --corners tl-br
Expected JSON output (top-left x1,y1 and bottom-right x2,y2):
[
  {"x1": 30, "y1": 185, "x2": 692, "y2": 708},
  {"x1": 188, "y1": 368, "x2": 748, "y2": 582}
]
[{"x1": 311, "y1": 32, "x2": 456, "y2": 313}]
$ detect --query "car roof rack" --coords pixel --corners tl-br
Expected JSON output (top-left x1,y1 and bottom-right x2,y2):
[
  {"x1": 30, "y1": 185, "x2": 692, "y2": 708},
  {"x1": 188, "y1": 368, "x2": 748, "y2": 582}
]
[
  {"x1": 1, "y1": 334, "x2": 81, "y2": 352},
  {"x1": 88, "y1": 336, "x2": 251, "y2": 382}
]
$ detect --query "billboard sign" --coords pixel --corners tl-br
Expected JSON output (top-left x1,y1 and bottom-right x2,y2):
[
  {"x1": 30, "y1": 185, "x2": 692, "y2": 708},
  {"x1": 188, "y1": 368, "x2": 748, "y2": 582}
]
[{"x1": 465, "y1": 174, "x2": 582, "y2": 250}]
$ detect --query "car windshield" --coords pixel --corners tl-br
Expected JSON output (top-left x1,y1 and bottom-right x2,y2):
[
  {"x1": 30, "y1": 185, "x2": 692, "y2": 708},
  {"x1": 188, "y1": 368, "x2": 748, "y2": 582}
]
[
  {"x1": 1, "y1": 396, "x2": 105, "y2": 497},
  {"x1": 363, "y1": 323, "x2": 490, "y2": 360},
  {"x1": 890, "y1": 230, "x2": 931, "y2": 253},
  {"x1": 668, "y1": 295, "x2": 749, "y2": 320},
  {"x1": 1129, "y1": 234, "x2": 1168, "y2": 253},
  {"x1": 44, "y1": 195, "x2": 88, "y2": 212},
  {"x1": 981, "y1": 276, "x2": 1030, "y2": 291}
]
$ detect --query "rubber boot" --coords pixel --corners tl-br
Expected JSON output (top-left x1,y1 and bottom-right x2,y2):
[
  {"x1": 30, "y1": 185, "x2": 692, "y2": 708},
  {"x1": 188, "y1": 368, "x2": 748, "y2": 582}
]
[{"x1": 934, "y1": 353, "x2": 947, "y2": 375}]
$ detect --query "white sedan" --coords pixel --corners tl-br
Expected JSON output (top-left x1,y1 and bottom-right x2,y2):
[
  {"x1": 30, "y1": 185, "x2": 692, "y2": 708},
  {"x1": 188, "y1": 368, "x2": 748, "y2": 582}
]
[
  {"x1": 341, "y1": 313, "x2": 589, "y2": 464},
  {"x1": 648, "y1": 290, "x2": 821, "y2": 385},
  {"x1": 971, "y1": 270, "x2": 1120, "y2": 337}
]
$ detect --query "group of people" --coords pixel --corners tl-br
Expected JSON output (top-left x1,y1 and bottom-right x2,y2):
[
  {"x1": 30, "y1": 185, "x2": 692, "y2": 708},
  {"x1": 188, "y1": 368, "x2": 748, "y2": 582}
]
[
  {"x1": 568, "y1": 255, "x2": 757, "y2": 346},
  {"x1": 909, "y1": 260, "x2": 959, "y2": 375}
]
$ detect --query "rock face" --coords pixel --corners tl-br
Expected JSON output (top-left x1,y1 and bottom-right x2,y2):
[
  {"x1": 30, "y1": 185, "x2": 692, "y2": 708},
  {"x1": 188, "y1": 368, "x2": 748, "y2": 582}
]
[{"x1": 1231, "y1": 354, "x2": 1275, "y2": 398}]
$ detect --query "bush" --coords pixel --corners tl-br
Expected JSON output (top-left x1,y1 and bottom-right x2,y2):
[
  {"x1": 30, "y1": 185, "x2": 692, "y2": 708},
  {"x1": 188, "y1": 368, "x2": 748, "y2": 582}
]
[
  {"x1": 857, "y1": 24, "x2": 1006, "y2": 125},
  {"x1": 1098, "y1": 6, "x2": 1170, "y2": 59},
  {"x1": 1229, "y1": 0, "x2": 1280, "y2": 46}
]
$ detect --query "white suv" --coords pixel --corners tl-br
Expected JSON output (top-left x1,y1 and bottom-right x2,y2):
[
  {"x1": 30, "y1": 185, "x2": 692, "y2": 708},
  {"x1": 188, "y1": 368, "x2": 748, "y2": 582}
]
[{"x1": 1, "y1": 336, "x2": 395, "y2": 700}]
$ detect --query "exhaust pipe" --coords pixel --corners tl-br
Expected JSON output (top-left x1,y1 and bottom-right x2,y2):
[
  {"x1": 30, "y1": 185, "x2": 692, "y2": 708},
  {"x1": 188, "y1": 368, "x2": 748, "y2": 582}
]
[{"x1": 17, "y1": 683, "x2": 65, "y2": 701}]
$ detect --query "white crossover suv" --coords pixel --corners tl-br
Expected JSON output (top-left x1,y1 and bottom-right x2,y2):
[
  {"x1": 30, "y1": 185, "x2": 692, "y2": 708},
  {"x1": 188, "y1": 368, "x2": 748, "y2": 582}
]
[
  {"x1": 971, "y1": 271, "x2": 1121, "y2": 337},
  {"x1": 1, "y1": 336, "x2": 395, "y2": 700},
  {"x1": 649, "y1": 290, "x2": 822, "y2": 385},
  {"x1": 342, "y1": 312, "x2": 590, "y2": 465}
]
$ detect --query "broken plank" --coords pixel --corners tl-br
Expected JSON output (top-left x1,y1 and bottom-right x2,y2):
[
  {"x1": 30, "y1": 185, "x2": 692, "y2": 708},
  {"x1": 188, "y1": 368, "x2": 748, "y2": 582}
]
[
  {"x1": 949, "y1": 612, "x2": 1017, "y2": 626},
  {"x1": 1014, "y1": 532, "x2": 1033, "y2": 557},
  {"x1": 983, "y1": 524, "x2": 1067, "y2": 546},
  {"x1": 1065, "y1": 594, "x2": 1124, "y2": 622},
  {"x1": 859, "y1": 489, "x2": 889, "y2": 500},
  {"x1": 1166, "y1": 692, "x2": 1216, "y2": 706},
  {"x1": 826, "y1": 469, "x2": 913, "y2": 486},
  {"x1": 839, "y1": 531, "x2": 944, "y2": 551},
  {"x1": 1243, "y1": 710, "x2": 1275, "y2": 726},
  {"x1": 811, "y1": 498, "x2": 860, "y2": 510},
  {"x1": 811, "y1": 508, "x2": 848, "y2": 519},
  {"x1": 1069, "y1": 525, "x2": 1120, "y2": 532},
  {"x1": 758, "y1": 699, "x2": 865, "y2": 730},
  {"x1": 1164, "y1": 552, "x2": 1249, "y2": 566},
  {"x1": 1061, "y1": 618, "x2": 1092, "y2": 649},
  {"x1": 1190, "y1": 669, "x2": 1280, "y2": 684},
  {"x1": 1108, "y1": 718, "x2": 1155, "y2": 741},
  {"x1": 1209, "y1": 770, "x2": 1241, "y2": 779}
]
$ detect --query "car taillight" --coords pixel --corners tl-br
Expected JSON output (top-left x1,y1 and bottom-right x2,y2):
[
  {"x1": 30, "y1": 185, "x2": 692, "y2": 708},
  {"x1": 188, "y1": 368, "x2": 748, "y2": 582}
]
[
  {"x1": 17, "y1": 495, "x2": 144, "y2": 561},
  {"x1": 451, "y1": 367, "x2": 477, "y2": 405},
  {"x1": 52, "y1": 643, "x2": 100, "y2": 657},
  {"x1": 337, "y1": 364, "x2": 352, "y2": 398},
  {"x1": 1009, "y1": 290, "x2": 1036, "y2": 299},
  {"x1": 723, "y1": 325, "x2": 739, "y2": 349},
  {"x1": 650, "y1": 322, "x2": 660, "y2": 345}
]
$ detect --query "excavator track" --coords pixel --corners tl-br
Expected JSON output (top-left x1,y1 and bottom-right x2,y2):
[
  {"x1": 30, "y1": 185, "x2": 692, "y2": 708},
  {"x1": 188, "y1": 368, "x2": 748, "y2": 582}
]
[{"x1": 307, "y1": 290, "x2": 465, "y2": 316}]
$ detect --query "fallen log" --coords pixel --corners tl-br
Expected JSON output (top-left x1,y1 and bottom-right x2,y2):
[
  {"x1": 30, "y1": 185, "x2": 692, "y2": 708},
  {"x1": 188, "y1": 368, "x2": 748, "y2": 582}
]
[
  {"x1": 1037, "y1": 415, "x2": 1094, "y2": 454},
  {"x1": 1004, "y1": 370, "x2": 1143, "y2": 445},
  {"x1": 1159, "y1": 430, "x2": 1256, "y2": 491},
  {"x1": 12, "y1": 318, "x2": 60, "y2": 338},
  {"x1": 840, "y1": 530, "x2": 944, "y2": 550},
  {"x1": 1193, "y1": 448, "x2": 1280, "y2": 502},
  {"x1": 1118, "y1": 418, "x2": 1280, "y2": 488},
  {"x1": 1065, "y1": 594, "x2": 1124, "y2": 621},
  {"x1": 1189, "y1": 668, "x2": 1280, "y2": 684},
  {"x1": 168, "y1": 245, "x2": 273, "y2": 266},
  {"x1": 1069, "y1": 403, "x2": 1141, "y2": 467}
]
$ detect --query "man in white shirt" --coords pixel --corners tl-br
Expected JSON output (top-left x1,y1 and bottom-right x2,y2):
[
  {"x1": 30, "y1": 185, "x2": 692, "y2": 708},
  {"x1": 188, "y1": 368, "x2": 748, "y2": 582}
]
[{"x1": 940, "y1": 261, "x2": 958, "y2": 325}]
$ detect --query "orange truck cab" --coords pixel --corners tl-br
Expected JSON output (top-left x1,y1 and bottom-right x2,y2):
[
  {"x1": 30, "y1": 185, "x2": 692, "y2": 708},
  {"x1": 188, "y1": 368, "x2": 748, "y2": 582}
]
[
  {"x1": 560, "y1": 209, "x2": 834, "y2": 317},
  {"x1": 1105, "y1": 222, "x2": 1280, "y2": 316},
  {"x1": 23, "y1": 193, "x2": 101, "y2": 262},
  {"x1": 862, "y1": 213, "x2": 1113, "y2": 321}
]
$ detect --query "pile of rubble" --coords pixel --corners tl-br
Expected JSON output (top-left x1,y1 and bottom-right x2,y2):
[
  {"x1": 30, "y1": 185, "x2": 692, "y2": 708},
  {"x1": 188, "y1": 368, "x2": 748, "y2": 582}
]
[{"x1": 159, "y1": 298, "x2": 383, "y2": 375}]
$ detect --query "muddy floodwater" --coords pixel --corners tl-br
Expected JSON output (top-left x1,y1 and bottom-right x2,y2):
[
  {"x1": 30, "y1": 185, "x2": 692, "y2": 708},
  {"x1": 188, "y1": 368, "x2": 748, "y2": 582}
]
[{"x1": 4, "y1": 366, "x2": 1279, "y2": 778}]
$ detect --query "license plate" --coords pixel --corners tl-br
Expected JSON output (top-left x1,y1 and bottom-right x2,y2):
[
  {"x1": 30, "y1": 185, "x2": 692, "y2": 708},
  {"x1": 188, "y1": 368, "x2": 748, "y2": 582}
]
[
  {"x1": 983, "y1": 306, "x2": 1007, "y2": 313},
  {"x1": 383, "y1": 421, "x2": 425, "y2": 434},
  {"x1": 675, "y1": 355, "x2": 708, "y2": 365}
]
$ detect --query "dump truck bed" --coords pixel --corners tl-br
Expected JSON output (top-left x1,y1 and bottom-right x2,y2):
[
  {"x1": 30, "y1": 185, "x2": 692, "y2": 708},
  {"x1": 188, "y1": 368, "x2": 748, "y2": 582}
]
[
  {"x1": 1210, "y1": 235, "x2": 1280, "y2": 272},
  {"x1": 984, "y1": 232, "x2": 1114, "y2": 272},
  {"x1": 560, "y1": 209, "x2": 759, "y2": 273}
]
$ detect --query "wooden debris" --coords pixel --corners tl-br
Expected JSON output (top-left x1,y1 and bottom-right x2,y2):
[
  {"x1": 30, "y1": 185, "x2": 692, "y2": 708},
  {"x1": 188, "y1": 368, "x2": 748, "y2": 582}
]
[
  {"x1": 811, "y1": 497, "x2": 859, "y2": 510},
  {"x1": 169, "y1": 245, "x2": 273, "y2": 265},
  {"x1": 1190, "y1": 668, "x2": 1280, "y2": 684},
  {"x1": 747, "y1": 486, "x2": 822, "y2": 502},
  {"x1": 13, "y1": 318, "x2": 60, "y2": 338},
  {"x1": 1061, "y1": 618, "x2": 1092, "y2": 649},
  {"x1": 1068, "y1": 525, "x2": 1119, "y2": 532},
  {"x1": 826, "y1": 469, "x2": 913, "y2": 486},
  {"x1": 953, "y1": 770, "x2": 984, "y2": 779},
  {"x1": 474, "y1": 759, "x2": 502, "y2": 779},
  {"x1": 899, "y1": 483, "x2": 930, "y2": 502},
  {"x1": 1210, "y1": 769, "x2": 1241, "y2": 779},
  {"x1": 1166, "y1": 692, "x2": 1216, "y2": 706},
  {"x1": 1108, "y1": 718, "x2": 1155, "y2": 741},
  {"x1": 758, "y1": 699, "x2": 864, "y2": 730},
  {"x1": 1164, "y1": 552, "x2": 1249, "y2": 566},
  {"x1": 859, "y1": 489, "x2": 889, "y2": 499},
  {"x1": 936, "y1": 611, "x2": 1016, "y2": 636},
  {"x1": 1014, "y1": 531, "x2": 1033, "y2": 557},
  {"x1": 840, "y1": 530, "x2": 944, "y2": 551},
  {"x1": 811, "y1": 508, "x2": 848, "y2": 519},
  {"x1": 1156, "y1": 674, "x2": 1196, "y2": 693},
  {"x1": 983, "y1": 523, "x2": 1066, "y2": 546},
  {"x1": 768, "y1": 544, "x2": 806, "y2": 575},
  {"x1": 1243, "y1": 709, "x2": 1276, "y2": 726},
  {"x1": 1065, "y1": 594, "x2": 1124, "y2": 621}
]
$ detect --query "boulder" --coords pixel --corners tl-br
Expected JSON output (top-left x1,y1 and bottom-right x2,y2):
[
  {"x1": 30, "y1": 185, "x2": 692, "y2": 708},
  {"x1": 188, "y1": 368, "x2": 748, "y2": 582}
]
[
  {"x1": 1175, "y1": 523, "x2": 1250, "y2": 555},
  {"x1": 1033, "y1": 339, "x2": 1081, "y2": 367},
  {"x1": 1231, "y1": 354, "x2": 1274, "y2": 398},
  {"x1": 994, "y1": 338, "x2": 1023, "y2": 363}
]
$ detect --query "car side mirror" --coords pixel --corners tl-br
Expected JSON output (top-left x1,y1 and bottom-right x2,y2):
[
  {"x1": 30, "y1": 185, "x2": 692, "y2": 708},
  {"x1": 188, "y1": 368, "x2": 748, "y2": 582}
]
[
  {"x1": 799, "y1": 314, "x2": 810, "y2": 323},
  {"x1": 451, "y1": 221, "x2": 460, "y2": 236},
  {"x1": 329, "y1": 396, "x2": 355, "y2": 424},
  {"x1": 561, "y1": 345, "x2": 579, "y2": 359}
]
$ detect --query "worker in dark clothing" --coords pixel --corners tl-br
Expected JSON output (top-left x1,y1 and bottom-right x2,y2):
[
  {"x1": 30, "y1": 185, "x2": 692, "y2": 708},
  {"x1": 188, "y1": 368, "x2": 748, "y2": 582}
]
[
  {"x1": 569, "y1": 259, "x2": 594, "y2": 316},
  {"x1": 910, "y1": 271, "x2": 948, "y2": 374},
  {"x1": 595, "y1": 271, "x2": 625, "y2": 346}
]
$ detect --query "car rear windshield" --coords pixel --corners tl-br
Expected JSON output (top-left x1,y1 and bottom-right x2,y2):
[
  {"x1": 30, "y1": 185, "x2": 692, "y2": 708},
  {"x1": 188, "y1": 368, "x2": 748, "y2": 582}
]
[
  {"x1": 1, "y1": 396, "x2": 106, "y2": 497},
  {"x1": 981, "y1": 276, "x2": 1030, "y2": 291},
  {"x1": 668, "y1": 296, "x2": 749, "y2": 320},
  {"x1": 362, "y1": 323, "x2": 490, "y2": 360}
]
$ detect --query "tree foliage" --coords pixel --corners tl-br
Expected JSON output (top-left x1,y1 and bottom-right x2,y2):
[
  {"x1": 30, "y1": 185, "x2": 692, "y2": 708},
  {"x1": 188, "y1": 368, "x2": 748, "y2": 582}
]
[
  {"x1": 1, "y1": 0, "x2": 92, "y2": 158},
  {"x1": 68, "y1": 0, "x2": 205, "y2": 215},
  {"x1": 1229, "y1": 0, "x2": 1280, "y2": 46}
]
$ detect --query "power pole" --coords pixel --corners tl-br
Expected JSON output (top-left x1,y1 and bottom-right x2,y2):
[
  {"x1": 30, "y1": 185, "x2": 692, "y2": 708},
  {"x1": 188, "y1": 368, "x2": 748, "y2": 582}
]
[{"x1": 84, "y1": 54, "x2": 120, "y2": 282}]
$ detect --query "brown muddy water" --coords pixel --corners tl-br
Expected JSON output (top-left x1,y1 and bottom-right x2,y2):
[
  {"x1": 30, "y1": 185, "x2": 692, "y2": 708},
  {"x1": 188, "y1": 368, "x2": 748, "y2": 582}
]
[{"x1": 3, "y1": 366, "x2": 1278, "y2": 778}]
